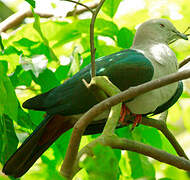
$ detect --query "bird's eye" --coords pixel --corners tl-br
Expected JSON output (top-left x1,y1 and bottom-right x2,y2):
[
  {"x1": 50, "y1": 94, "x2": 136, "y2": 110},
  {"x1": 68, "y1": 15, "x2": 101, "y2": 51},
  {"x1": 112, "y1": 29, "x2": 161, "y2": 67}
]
[{"x1": 160, "y1": 24, "x2": 165, "y2": 28}]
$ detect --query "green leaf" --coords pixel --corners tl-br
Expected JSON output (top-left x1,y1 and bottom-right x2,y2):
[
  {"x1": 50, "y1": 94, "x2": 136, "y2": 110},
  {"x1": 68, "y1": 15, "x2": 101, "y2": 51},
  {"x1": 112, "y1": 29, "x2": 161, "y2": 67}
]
[
  {"x1": 0, "y1": 72, "x2": 6, "y2": 116},
  {"x1": 80, "y1": 144, "x2": 120, "y2": 180},
  {"x1": 117, "y1": 27, "x2": 134, "y2": 48},
  {"x1": 128, "y1": 151, "x2": 155, "y2": 179},
  {"x1": 0, "y1": 115, "x2": 18, "y2": 164},
  {"x1": 29, "y1": 110, "x2": 44, "y2": 126},
  {"x1": 102, "y1": 0, "x2": 122, "y2": 18},
  {"x1": 32, "y1": 68, "x2": 60, "y2": 92},
  {"x1": 0, "y1": 60, "x2": 8, "y2": 73},
  {"x1": 135, "y1": 125, "x2": 162, "y2": 149},
  {"x1": 0, "y1": 35, "x2": 4, "y2": 53},
  {"x1": 96, "y1": 44, "x2": 121, "y2": 58},
  {"x1": 2, "y1": 46, "x2": 21, "y2": 55},
  {"x1": 0, "y1": 63, "x2": 18, "y2": 120},
  {"x1": 0, "y1": 46, "x2": 22, "y2": 73},
  {"x1": 116, "y1": 126, "x2": 156, "y2": 179},
  {"x1": 53, "y1": 128, "x2": 73, "y2": 159},
  {"x1": 32, "y1": 10, "x2": 58, "y2": 61},
  {"x1": 25, "y1": 0, "x2": 36, "y2": 8},
  {"x1": 159, "y1": 133, "x2": 176, "y2": 155},
  {"x1": 76, "y1": 19, "x2": 119, "y2": 40},
  {"x1": 55, "y1": 65, "x2": 71, "y2": 81},
  {"x1": 164, "y1": 166, "x2": 189, "y2": 180},
  {"x1": 69, "y1": 48, "x2": 81, "y2": 76},
  {"x1": 13, "y1": 38, "x2": 39, "y2": 47},
  {"x1": 94, "y1": 19, "x2": 119, "y2": 38},
  {"x1": 10, "y1": 65, "x2": 32, "y2": 87}
]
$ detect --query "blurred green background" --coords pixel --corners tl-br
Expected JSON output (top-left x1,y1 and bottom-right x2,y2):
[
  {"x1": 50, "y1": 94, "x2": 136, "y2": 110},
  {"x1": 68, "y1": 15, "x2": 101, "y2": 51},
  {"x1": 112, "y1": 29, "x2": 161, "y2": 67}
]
[{"x1": 0, "y1": 0, "x2": 190, "y2": 179}]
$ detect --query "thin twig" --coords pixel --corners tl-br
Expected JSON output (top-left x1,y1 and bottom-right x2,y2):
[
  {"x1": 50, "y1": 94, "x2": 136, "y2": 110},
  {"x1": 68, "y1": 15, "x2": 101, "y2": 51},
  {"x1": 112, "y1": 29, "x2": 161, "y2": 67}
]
[
  {"x1": 66, "y1": 3, "x2": 99, "y2": 17},
  {"x1": 62, "y1": 0, "x2": 94, "y2": 13},
  {"x1": 90, "y1": 0, "x2": 106, "y2": 78},
  {"x1": 179, "y1": 56, "x2": 190, "y2": 68}
]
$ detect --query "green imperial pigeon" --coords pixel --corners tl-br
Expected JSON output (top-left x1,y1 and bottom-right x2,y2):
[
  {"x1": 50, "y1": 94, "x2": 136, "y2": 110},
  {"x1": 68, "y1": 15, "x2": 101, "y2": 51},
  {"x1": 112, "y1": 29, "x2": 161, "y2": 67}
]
[{"x1": 3, "y1": 18, "x2": 188, "y2": 178}]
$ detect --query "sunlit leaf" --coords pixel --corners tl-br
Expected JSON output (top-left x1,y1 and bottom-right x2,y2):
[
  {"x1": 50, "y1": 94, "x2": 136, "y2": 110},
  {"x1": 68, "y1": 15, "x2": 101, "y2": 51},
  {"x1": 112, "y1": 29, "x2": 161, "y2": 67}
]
[
  {"x1": 102, "y1": 0, "x2": 122, "y2": 18},
  {"x1": 25, "y1": 0, "x2": 36, "y2": 8},
  {"x1": 69, "y1": 48, "x2": 81, "y2": 75},
  {"x1": 13, "y1": 38, "x2": 39, "y2": 47},
  {"x1": 32, "y1": 10, "x2": 58, "y2": 61}
]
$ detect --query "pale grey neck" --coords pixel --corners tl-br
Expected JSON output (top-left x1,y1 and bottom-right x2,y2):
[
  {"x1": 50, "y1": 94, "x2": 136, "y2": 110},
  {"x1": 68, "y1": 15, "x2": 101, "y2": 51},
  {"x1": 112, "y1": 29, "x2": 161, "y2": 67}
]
[{"x1": 132, "y1": 38, "x2": 168, "y2": 50}]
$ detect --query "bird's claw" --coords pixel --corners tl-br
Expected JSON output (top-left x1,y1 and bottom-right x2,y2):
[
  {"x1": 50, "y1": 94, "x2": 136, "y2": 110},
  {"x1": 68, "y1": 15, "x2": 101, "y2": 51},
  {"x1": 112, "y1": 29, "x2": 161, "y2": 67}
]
[{"x1": 119, "y1": 103, "x2": 142, "y2": 130}]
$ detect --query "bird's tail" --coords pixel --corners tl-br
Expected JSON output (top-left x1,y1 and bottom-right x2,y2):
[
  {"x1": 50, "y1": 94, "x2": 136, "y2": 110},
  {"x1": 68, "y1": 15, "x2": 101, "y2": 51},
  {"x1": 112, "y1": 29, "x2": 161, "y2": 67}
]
[{"x1": 2, "y1": 114, "x2": 74, "y2": 178}]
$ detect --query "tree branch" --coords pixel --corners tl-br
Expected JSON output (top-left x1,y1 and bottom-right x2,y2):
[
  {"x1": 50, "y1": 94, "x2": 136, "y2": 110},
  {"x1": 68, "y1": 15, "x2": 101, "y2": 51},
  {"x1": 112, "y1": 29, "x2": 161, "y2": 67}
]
[
  {"x1": 74, "y1": 135, "x2": 190, "y2": 174},
  {"x1": 0, "y1": 9, "x2": 53, "y2": 33},
  {"x1": 90, "y1": 0, "x2": 105, "y2": 77},
  {"x1": 140, "y1": 117, "x2": 189, "y2": 159},
  {"x1": 61, "y1": 69, "x2": 190, "y2": 178},
  {"x1": 72, "y1": 128, "x2": 190, "y2": 177},
  {"x1": 106, "y1": 136, "x2": 190, "y2": 171}
]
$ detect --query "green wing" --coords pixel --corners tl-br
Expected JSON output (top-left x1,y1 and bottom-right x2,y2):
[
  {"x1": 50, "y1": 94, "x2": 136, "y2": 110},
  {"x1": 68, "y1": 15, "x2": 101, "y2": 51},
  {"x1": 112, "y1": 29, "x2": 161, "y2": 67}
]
[{"x1": 23, "y1": 49, "x2": 154, "y2": 115}]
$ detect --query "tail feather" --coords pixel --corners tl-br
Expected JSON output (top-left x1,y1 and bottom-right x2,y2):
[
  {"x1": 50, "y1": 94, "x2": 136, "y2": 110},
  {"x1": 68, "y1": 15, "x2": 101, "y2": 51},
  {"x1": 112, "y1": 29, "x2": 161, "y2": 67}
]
[{"x1": 2, "y1": 114, "x2": 74, "y2": 178}]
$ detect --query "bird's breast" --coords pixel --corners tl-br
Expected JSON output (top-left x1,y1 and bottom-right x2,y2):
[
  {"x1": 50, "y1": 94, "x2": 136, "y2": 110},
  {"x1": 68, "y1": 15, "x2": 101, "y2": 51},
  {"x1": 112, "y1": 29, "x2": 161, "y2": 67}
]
[{"x1": 126, "y1": 44, "x2": 178, "y2": 114}]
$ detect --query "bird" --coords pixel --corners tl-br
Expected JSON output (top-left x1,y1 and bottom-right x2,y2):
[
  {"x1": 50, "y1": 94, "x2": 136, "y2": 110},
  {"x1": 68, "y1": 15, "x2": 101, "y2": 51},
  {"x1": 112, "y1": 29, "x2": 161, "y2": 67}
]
[{"x1": 2, "y1": 18, "x2": 188, "y2": 178}]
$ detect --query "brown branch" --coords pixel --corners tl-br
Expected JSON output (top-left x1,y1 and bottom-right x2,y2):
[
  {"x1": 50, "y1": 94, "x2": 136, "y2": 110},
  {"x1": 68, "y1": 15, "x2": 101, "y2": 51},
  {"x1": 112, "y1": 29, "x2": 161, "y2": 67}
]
[
  {"x1": 90, "y1": 0, "x2": 105, "y2": 77},
  {"x1": 94, "y1": 136, "x2": 190, "y2": 171},
  {"x1": 179, "y1": 56, "x2": 190, "y2": 68},
  {"x1": 61, "y1": 69, "x2": 190, "y2": 178},
  {"x1": 107, "y1": 136, "x2": 190, "y2": 171},
  {"x1": 72, "y1": 131, "x2": 190, "y2": 177},
  {"x1": 140, "y1": 117, "x2": 189, "y2": 159},
  {"x1": 0, "y1": 9, "x2": 53, "y2": 33},
  {"x1": 66, "y1": 3, "x2": 98, "y2": 17}
]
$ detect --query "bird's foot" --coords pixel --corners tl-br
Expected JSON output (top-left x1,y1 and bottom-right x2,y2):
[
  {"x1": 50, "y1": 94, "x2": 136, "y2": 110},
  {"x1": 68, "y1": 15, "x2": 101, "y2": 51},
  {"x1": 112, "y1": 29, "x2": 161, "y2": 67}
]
[
  {"x1": 119, "y1": 103, "x2": 142, "y2": 130},
  {"x1": 131, "y1": 114, "x2": 142, "y2": 131}
]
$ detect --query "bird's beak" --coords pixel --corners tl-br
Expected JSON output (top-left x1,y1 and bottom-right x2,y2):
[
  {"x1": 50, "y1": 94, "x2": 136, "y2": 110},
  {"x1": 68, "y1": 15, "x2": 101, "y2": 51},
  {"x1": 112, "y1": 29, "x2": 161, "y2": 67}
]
[{"x1": 175, "y1": 30, "x2": 188, "y2": 40}]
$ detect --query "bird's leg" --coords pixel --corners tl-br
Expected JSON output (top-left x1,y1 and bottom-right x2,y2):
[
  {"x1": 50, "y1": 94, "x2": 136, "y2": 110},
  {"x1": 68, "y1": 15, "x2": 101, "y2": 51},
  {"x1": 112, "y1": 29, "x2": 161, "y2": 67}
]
[
  {"x1": 119, "y1": 103, "x2": 142, "y2": 130},
  {"x1": 119, "y1": 103, "x2": 126, "y2": 123}
]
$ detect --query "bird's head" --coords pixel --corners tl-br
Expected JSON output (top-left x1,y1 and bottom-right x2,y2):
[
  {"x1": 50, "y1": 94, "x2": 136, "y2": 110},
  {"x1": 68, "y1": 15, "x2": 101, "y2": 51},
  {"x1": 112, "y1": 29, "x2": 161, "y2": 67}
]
[{"x1": 133, "y1": 18, "x2": 188, "y2": 46}]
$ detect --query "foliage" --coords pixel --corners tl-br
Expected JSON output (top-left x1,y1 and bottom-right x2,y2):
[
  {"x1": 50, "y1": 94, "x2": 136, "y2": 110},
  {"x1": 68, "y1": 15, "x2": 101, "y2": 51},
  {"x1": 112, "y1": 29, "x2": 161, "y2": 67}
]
[{"x1": 0, "y1": 0, "x2": 190, "y2": 179}]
